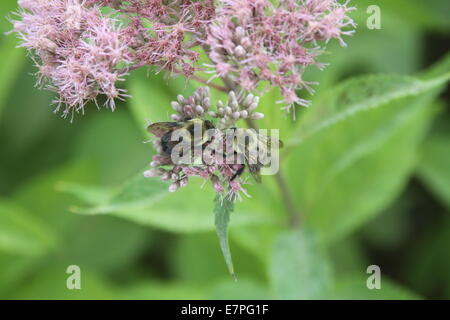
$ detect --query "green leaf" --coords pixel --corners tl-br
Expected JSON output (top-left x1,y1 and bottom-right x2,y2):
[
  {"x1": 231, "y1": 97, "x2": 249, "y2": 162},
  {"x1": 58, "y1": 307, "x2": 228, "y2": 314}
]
[
  {"x1": 329, "y1": 237, "x2": 369, "y2": 277},
  {"x1": 214, "y1": 195, "x2": 236, "y2": 280},
  {"x1": 285, "y1": 71, "x2": 450, "y2": 242},
  {"x1": 69, "y1": 173, "x2": 169, "y2": 215},
  {"x1": 169, "y1": 233, "x2": 266, "y2": 285},
  {"x1": 0, "y1": 199, "x2": 57, "y2": 256},
  {"x1": 270, "y1": 229, "x2": 332, "y2": 299},
  {"x1": 333, "y1": 275, "x2": 421, "y2": 300},
  {"x1": 417, "y1": 118, "x2": 450, "y2": 210},
  {"x1": 287, "y1": 74, "x2": 449, "y2": 149},
  {"x1": 62, "y1": 174, "x2": 272, "y2": 233},
  {"x1": 72, "y1": 111, "x2": 152, "y2": 185},
  {"x1": 13, "y1": 160, "x2": 151, "y2": 276},
  {"x1": 61, "y1": 216, "x2": 150, "y2": 275},
  {"x1": 230, "y1": 223, "x2": 281, "y2": 264}
]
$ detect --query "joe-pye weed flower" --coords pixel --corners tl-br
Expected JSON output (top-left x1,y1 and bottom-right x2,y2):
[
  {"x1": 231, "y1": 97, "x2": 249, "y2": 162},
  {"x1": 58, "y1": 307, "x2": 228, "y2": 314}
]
[
  {"x1": 205, "y1": 0, "x2": 356, "y2": 116},
  {"x1": 9, "y1": 0, "x2": 355, "y2": 199},
  {"x1": 10, "y1": 0, "x2": 133, "y2": 117},
  {"x1": 10, "y1": 0, "x2": 355, "y2": 118}
]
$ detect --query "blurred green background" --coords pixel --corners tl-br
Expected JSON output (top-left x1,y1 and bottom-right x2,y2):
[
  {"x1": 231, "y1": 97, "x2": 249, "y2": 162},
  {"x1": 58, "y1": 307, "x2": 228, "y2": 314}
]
[{"x1": 0, "y1": 0, "x2": 449, "y2": 300}]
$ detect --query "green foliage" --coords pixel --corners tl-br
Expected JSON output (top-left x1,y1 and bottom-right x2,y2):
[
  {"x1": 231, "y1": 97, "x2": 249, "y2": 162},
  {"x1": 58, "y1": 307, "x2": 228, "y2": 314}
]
[
  {"x1": 405, "y1": 218, "x2": 450, "y2": 299},
  {"x1": 418, "y1": 118, "x2": 450, "y2": 209},
  {"x1": 0, "y1": 200, "x2": 57, "y2": 295},
  {"x1": 214, "y1": 196, "x2": 236, "y2": 279},
  {"x1": 62, "y1": 177, "x2": 273, "y2": 233},
  {"x1": 270, "y1": 230, "x2": 332, "y2": 299},
  {"x1": 0, "y1": 1, "x2": 26, "y2": 119},
  {"x1": 0, "y1": 200, "x2": 57, "y2": 256},
  {"x1": 0, "y1": 0, "x2": 449, "y2": 300},
  {"x1": 285, "y1": 72, "x2": 449, "y2": 241}
]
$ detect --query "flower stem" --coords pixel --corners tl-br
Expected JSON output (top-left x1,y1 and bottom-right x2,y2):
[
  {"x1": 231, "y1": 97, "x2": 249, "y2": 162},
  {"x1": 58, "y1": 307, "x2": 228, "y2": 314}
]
[
  {"x1": 119, "y1": 64, "x2": 228, "y2": 92},
  {"x1": 273, "y1": 170, "x2": 301, "y2": 228},
  {"x1": 187, "y1": 74, "x2": 228, "y2": 93}
]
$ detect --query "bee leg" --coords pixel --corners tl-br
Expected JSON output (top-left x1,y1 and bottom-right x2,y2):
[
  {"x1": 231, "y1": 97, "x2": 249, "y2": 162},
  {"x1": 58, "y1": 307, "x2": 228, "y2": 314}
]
[{"x1": 231, "y1": 166, "x2": 245, "y2": 181}]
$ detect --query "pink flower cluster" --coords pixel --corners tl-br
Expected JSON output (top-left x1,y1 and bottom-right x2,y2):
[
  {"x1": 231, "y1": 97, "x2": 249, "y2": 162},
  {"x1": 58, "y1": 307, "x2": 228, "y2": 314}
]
[
  {"x1": 10, "y1": 0, "x2": 355, "y2": 117},
  {"x1": 205, "y1": 0, "x2": 356, "y2": 114},
  {"x1": 89, "y1": 0, "x2": 215, "y2": 76},
  {"x1": 11, "y1": 0, "x2": 132, "y2": 117}
]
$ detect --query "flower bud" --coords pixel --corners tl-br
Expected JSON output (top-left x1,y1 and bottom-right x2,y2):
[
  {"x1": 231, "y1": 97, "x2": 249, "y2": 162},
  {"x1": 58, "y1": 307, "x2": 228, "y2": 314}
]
[
  {"x1": 240, "y1": 37, "x2": 252, "y2": 49},
  {"x1": 144, "y1": 168, "x2": 163, "y2": 177},
  {"x1": 247, "y1": 102, "x2": 258, "y2": 112},
  {"x1": 240, "y1": 110, "x2": 248, "y2": 118},
  {"x1": 171, "y1": 101, "x2": 181, "y2": 111},
  {"x1": 184, "y1": 105, "x2": 194, "y2": 116},
  {"x1": 168, "y1": 182, "x2": 179, "y2": 193},
  {"x1": 234, "y1": 45, "x2": 246, "y2": 58},
  {"x1": 235, "y1": 26, "x2": 246, "y2": 40},
  {"x1": 251, "y1": 112, "x2": 264, "y2": 120},
  {"x1": 244, "y1": 93, "x2": 254, "y2": 106},
  {"x1": 161, "y1": 172, "x2": 171, "y2": 181},
  {"x1": 195, "y1": 105, "x2": 204, "y2": 114},
  {"x1": 177, "y1": 94, "x2": 185, "y2": 104},
  {"x1": 203, "y1": 98, "x2": 210, "y2": 109}
]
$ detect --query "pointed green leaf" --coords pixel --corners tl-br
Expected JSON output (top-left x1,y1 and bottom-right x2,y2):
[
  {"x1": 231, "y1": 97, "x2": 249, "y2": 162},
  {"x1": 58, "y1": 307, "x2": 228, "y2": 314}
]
[
  {"x1": 285, "y1": 68, "x2": 450, "y2": 241},
  {"x1": 214, "y1": 195, "x2": 236, "y2": 280},
  {"x1": 67, "y1": 173, "x2": 168, "y2": 214},
  {"x1": 61, "y1": 174, "x2": 272, "y2": 233}
]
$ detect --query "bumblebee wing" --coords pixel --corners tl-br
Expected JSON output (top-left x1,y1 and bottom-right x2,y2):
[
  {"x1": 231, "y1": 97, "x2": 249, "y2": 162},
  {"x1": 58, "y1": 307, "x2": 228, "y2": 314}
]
[
  {"x1": 260, "y1": 134, "x2": 283, "y2": 150},
  {"x1": 147, "y1": 122, "x2": 180, "y2": 137},
  {"x1": 247, "y1": 163, "x2": 262, "y2": 184}
]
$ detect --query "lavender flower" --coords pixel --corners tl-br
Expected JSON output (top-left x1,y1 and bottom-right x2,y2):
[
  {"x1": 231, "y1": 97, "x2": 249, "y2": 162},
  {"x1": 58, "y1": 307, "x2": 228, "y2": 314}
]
[
  {"x1": 9, "y1": 0, "x2": 355, "y2": 118},
  {"x1": 205, "y1": 0, "x2": 356, "y2": 115},
  {"x1": 10, "y1": 0, "x2": 132, "y2": 117},
  {"x1": 91, "y1": 0, "x2": 215, "y2": 76}
]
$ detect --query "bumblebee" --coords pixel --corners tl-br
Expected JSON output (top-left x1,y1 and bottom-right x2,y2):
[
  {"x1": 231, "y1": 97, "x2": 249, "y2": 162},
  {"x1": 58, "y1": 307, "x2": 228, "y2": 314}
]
[
  {"x1": 148, "y1": 119, "x2": 282, "y2": 183},
  {"x1": 228, "y1": 128, "x2": 283, "y2": 183},
  {"x1": 148, "y1": 118, "x2": 215, "y2": 158}
]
